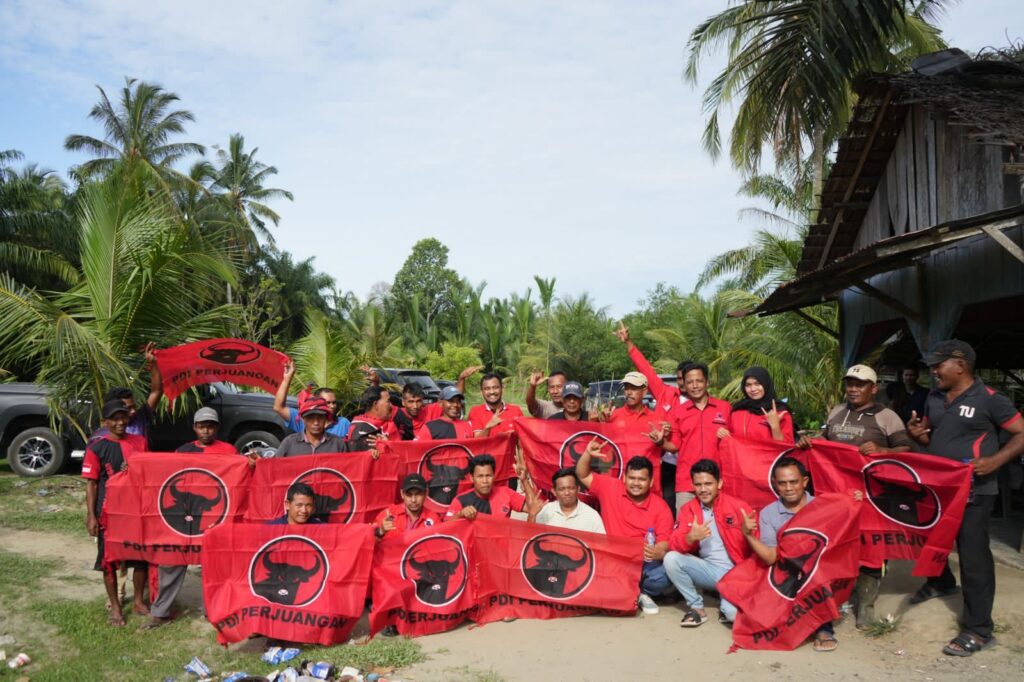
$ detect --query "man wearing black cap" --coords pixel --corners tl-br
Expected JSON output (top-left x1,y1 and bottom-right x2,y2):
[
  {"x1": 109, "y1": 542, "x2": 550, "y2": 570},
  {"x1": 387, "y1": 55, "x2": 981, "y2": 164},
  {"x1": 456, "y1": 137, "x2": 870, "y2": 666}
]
[
  {"x1": 372, "y1": 474, "x2": 441, "y2": 539},
  {"x1": 82, "y1": 400, "x2": 150, "y2": 627},
  {"x1": 276, "y1": 397, "x2": 351, "y2": 456},
  {"x1": 907, "y1": 339, "x2": 1024, "y2": 657},
  {"x1": 549, "y1": 381, "x2": 588, "y2": 421},
  {"x1": 416, "y1": 386, "x2": 477, "y2": 440}
]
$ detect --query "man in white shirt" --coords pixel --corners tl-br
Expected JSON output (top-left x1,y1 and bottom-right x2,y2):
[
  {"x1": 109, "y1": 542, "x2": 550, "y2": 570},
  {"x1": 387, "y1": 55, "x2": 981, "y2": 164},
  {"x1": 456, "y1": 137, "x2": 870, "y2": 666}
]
[{"x1": 528, "y1": 467, "x2": 605, "y2": 534}]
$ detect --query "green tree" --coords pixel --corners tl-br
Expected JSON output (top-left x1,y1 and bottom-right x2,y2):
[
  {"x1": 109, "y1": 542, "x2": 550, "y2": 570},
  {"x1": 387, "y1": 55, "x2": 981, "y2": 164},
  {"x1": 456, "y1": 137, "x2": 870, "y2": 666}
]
[
  {"x1": 64, "y1": 78, "x2": 205, "y2": 195},
  {"x1": 288, "y1": 310, "x2": 365, "y2": 404},
  {"x1": 210, "y1": 133, "x2": 293, "y2": 248},
  {"x1": 248, "y1": 250, "x2": 336, "y2": 346},
  {"x1": 391, "y1": 238, "x2": 461, "y2": 327},
  {"x1": 423, "y1": 342, "x2": 483, "y2": 382}
]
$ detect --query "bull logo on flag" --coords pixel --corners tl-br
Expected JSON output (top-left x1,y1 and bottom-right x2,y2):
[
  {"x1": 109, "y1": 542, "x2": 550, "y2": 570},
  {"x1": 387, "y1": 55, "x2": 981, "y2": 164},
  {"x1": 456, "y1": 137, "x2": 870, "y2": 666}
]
[
  {"x1": 862, "y1": 460, "x2": 941, "y2": 529},
  {"x1": 560, "y1": 432, "x2": 622, "y2": 479},
  {"x1": 767, "y1": 447, "x2": 799, "y2": 500},
  {"x1": 158, "y1": 468, "x2": 229, "y2": 537},
  {"x1": 248, "y1": 536, "x2": 329, "y2": 607},
  {"x1": 400, "y1": 535, "x2": 468, "y2": 607},
  {"x1": 769, "y1": 528, "x2": 828, "y2": 600},
  {"x1": 521, "y1": 533, "x2": 595, "y2": 600},
  {"x1": 198, "y1": 340, "x2": 262, "y2": 365},
  {"x1": 291, "y1": 468, "x2": 357, "y2": 523},
  {"x1": 418, "y1": 445, "x2": 473, "y2": 507}
]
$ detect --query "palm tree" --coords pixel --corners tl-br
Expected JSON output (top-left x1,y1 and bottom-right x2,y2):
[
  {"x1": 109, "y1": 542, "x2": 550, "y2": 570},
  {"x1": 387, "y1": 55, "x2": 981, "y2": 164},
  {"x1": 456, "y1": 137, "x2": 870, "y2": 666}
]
[
  {"x1": 289, "y1": 310, "x2": 365, "y2": 403},
  {"x1": 533, "y1": 275, "x2": 556, "y2": 373},
  {"x1": 210, "y1": 133, "x2": 293, "y2": 248},
  {"x1": 686, "y1": 1, "x2": 946, "y2": 200},
  {"x1": 0, "y1": 177, "x2": 239, "y2": 426},
  {"x1": 64, "y1": 77, "x2": 205, "y2": 195}
]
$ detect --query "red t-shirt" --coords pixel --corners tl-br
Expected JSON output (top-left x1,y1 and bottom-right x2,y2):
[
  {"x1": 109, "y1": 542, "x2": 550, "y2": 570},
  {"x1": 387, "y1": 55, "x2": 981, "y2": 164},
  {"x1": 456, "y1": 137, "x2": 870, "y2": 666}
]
[
  {"x1": 372, "y1": 503, "x2": 440, "y2": 532},
  {"x1": 446, "y1": 487, "x2": 526, "y2": 519},
  {"x1": 348, "y1": 413, "x2": 399, "y2": 440},
  {"x1": 608, "y1": 405, "x2": 682, "y2": 450},
  {"x1": 672, "y1": 397, "x2": 732, "y2": 492},
  {"x1": 467, "y1": 402, "x2": 524, "y2": 434},
  {"x1": 416, "y1": 418, "x2": 475, "y2": 441},
  {"x1": 726, "y1": 410, "x2": 794, "y2": 444},
  {"x1": 586, "y1": 474, "x2": 673, "y2": 542},
  {"x1": 174, "y1": 439, "x2": 239, "y2": 454}
]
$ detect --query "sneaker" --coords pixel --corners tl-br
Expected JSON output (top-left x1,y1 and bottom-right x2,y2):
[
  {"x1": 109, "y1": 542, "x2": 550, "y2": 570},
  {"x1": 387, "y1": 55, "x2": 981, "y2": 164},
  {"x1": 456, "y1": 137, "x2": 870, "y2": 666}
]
[{"x1": 638, "y1": 594, "x2": 659, "y2": 615}]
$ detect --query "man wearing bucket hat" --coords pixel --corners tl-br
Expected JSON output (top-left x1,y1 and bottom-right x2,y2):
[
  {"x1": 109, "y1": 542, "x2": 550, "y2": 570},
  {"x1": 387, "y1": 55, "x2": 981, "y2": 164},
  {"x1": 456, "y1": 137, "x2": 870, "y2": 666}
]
[{"x1": 276, "y1": 397, "x2": 351, "y2": 456}]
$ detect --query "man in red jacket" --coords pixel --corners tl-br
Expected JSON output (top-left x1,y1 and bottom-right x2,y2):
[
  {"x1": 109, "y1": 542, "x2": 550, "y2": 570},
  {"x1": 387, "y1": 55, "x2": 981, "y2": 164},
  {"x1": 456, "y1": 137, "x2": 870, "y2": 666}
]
[
  {"x1": 670, "y1": 361, "x2": 731, "y2": 512},
  {"x1": 664, "y1": 459, "x2": 752, "y2": 627}
]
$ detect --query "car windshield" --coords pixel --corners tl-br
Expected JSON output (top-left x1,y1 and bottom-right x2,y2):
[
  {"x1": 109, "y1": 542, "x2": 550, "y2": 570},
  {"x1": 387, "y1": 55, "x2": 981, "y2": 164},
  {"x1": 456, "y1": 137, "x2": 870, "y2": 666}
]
[{"x1": 399, "y1": 373, "x2": 440, "y2": 390}]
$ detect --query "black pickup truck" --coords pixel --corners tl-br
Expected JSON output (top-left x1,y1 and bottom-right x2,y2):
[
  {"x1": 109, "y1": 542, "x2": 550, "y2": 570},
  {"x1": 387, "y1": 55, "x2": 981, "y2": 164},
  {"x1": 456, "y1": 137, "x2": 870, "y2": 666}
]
[{"x1": 0, "y1": 382, "x2": 295, "y2": 477}]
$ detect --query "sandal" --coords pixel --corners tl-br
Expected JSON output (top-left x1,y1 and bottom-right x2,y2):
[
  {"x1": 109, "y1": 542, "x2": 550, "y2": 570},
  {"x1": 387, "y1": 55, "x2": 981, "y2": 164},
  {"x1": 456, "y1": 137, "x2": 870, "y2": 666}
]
[
  {"x1": 813, "y1": 633, "x2": 838, "y2": 652},
  {"x1": 909, "y1": 584, "x2": 959, "y2": 605},
  {"x1": 108, "y1": 613, "x2": 126, "y2": 627},
  {"x1": 139, "y1": 616, "x2": 172, "y2": 631},
  {"x1": 942, "y1": 632, "x2": 996, "y2": 657},
  {"x1": 718, "y1": 612, "x2": 733, "y2": 628},
  {"x1": 680, "y1": 609, "x2": 705, "y2": 628}
]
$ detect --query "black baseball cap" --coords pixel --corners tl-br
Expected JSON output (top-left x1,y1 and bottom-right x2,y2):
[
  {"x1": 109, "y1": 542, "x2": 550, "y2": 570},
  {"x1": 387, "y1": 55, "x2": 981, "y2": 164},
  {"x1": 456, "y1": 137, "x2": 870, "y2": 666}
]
[
  {"x1": 102, "y1": 399, "x2": 130, "y2": 419},
  {"x1": 922, "y1": 339, "x2": 976, "y2": 367},
  {"x1": 401, "y1": 473, "x2": 428, "y2": 492},
  {"x1": 561, "y1": 381, "x2": 584, "y2": 399}
]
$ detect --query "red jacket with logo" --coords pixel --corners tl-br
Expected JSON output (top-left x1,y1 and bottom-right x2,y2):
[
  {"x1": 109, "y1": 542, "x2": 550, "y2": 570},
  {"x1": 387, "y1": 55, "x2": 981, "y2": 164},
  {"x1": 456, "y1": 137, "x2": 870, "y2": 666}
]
[
  {"x1": 669, "y1": 492, "x2": 752, "y2": 565},
  {"x1": 672, "y1": 397, "x2": 732, "y2": 491}
]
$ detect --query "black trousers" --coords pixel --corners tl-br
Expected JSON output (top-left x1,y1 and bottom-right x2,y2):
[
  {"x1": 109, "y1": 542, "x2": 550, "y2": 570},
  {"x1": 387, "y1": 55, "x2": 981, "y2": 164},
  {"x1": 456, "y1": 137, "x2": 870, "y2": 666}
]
[
  {"x1": 661, "y1": 461, "x2": 677, "y2": 519},
  {"x1": 926, "y1": 494, "x2": 996, "y2": 639}
]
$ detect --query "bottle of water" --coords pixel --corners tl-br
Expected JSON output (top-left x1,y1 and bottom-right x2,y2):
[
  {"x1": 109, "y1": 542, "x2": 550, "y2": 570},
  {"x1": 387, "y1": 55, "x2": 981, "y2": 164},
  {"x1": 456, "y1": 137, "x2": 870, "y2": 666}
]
[{"x1": 644, "y1": 527, "x2": 656, "y2": 562}]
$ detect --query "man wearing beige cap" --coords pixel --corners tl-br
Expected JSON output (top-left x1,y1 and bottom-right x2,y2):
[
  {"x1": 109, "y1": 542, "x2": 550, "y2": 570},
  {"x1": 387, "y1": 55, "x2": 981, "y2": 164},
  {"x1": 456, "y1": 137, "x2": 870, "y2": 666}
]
[
  {"x1": 798, "y1": 363, "x2": 911, "y2": 631},
  {"x1": 605, "y1": 372, "x2": 679, "y2": 493}
]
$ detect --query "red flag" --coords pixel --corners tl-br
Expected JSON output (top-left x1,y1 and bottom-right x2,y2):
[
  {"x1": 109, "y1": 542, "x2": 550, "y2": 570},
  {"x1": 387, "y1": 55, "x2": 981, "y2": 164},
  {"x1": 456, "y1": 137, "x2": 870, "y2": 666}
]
[
  {"x1": 718, "y1": 437, "x2": 805, "y2": 511},
  {"x1": 718, "y1": 493, "x2": 860, "y2": 651},
  {"x1": 514, "y1": 420, "x2": 661, "y2": 501},
  {"x1": 202, "y1": 522, "x2": 373, "y2": 645},
  {"x1": 470, "y1": 515, "x2": 640, "y2": 624},
  {"x1": 805, "y1": 440, "x2": 971, "y2": 576},
  {"x1": 243, "y1": 453, "x2": 400, "y2": 524},
  {"x1": 102, "y1": 453, "x2": 251, "y2": 565},
  {"x1": 369, "y1": 521, "x2": 478, "y2": 637},
  {"x1": 380, "y1": 433, "x2": 516, "y2": 515},
  {"x1": 154, "y1": 338, "x2": 289, "y2": 402}
]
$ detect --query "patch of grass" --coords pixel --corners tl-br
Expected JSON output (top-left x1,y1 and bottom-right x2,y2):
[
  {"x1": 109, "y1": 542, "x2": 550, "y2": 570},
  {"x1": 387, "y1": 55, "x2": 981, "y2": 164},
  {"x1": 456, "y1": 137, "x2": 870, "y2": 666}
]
[
  {"x1": 863, "y1": 613, "x2": 900, "y2": 638},
  {"x1": 993, "y1": 622, "x2": 1012, "y2": 634},
  {"x1": 0, "y1": 549, "x2": 60, "y2": 599},
  {"x1": 0, "y1": 473, "x2": 86, "y2": 534}
]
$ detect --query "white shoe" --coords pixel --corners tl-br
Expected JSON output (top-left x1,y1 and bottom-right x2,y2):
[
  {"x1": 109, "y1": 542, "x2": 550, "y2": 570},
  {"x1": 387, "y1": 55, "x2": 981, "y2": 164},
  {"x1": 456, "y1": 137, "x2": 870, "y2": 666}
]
[{"x1": 638, "y1": 594, "x2": 659, "y2": 615}]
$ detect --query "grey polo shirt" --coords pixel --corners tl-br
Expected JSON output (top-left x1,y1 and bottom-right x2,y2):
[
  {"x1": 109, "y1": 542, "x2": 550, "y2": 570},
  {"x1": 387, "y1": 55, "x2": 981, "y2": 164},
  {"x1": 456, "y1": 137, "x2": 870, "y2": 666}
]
[
  {"x1": 759, "y1": 493, "x2": 814, "y2": 547},
  {"x1": 276, "y1": 432, "x2": 349, "y2": 457},
  {"x1": 924, "y1": 379, "x2": 1021, "y2": 495},
  {"x1": 699, "y1": 502, "x2": 733, "y2": 570}
]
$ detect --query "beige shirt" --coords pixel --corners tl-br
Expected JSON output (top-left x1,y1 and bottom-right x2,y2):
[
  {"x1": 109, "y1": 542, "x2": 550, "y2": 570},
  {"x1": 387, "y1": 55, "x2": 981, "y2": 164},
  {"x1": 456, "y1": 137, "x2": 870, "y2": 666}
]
[
  {"x1": 535, "y1": 500, "x2": 606, "y2": 534},
  {"x1": 531, "y1": 398, "x2": 560, "y2": 419}
]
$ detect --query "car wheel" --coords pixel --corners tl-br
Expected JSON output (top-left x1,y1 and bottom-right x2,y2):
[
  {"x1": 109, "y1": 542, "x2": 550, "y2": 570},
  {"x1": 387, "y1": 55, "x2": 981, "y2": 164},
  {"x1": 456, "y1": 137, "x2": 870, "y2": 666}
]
[
  {"x1": 7, "y1": 427, "x2": 68, "y2": 477},
  {"x1": 233, "y1": 430, "x2": 280, "y2": 455}
]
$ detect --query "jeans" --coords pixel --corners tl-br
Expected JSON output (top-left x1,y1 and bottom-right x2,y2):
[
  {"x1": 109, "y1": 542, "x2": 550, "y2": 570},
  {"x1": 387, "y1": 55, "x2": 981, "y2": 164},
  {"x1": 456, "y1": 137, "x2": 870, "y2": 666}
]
[
  {"x1": 641, "y1": 560, "x2": 672, "y2": 597},
  {"x1": 663, "y1": 551, "x2": 736, "y2": 621}
]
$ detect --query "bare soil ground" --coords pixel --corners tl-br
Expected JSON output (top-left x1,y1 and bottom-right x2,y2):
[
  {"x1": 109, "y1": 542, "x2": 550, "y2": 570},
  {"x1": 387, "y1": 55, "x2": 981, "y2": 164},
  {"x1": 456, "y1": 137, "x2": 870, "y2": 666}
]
[{"x1": 2, "y1": 526, "x2": 1022, "y2": 681}]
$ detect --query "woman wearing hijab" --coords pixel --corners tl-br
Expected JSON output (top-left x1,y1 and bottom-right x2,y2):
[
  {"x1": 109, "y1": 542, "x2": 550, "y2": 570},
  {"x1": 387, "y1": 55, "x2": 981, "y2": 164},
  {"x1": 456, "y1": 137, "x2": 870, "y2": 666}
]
[{"x1": 717, "y1": 367, "x2": 794, "y2": 443}]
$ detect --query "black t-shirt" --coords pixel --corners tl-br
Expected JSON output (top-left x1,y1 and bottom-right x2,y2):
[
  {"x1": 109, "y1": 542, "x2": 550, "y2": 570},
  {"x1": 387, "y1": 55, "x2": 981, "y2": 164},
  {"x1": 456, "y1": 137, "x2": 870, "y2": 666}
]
[
  {"x1": 548, "y1": 411, "x2": 588, "y2": 421},
  {"x1": 924, "y1": 379, "x2": 1021, "y2": 495},
  {"x1": 424, "y1": 420, "x2": 457, "y2": 440},
  {"x1": 83, "y1": 439, "x2": 130, "y2": 516}
]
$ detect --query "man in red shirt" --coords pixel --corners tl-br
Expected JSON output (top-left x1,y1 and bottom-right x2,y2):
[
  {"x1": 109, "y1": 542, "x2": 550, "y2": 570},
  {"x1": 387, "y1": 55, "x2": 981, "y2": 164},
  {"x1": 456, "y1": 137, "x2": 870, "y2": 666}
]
[
  {"x1": 576, "y1": 439, "x2": 674, "y2": 615},
  {"x1": 417, "y1": 386, "x2": 480, "y2": 440},
  {"x1": 83, "y1": 400, "x2": 149, "y2": 627},
  {"x1": 446, "y1": 454, "x2": 539, "y2": 519},
  {"x1": 373, "y1": 474, "x2": 441, "y2": 538},
  {"x1": 367, "y1": 366, "x2": 477, "y2": 439},
  {"x1": 467, "y1": 372, "x2": 525, "y2": 436},
  {"x1": 605, "y1": 371, "x2": 678, "y2": 497},
  {"x1": 348, "y1": 386, "x2": 399, "y2": 447},
  {"x1": 174, "y1": 407, "x2": 239, "y2": 454},
  {"x1": 671, "y1": 361, "x2": 731, "y2": 512}
]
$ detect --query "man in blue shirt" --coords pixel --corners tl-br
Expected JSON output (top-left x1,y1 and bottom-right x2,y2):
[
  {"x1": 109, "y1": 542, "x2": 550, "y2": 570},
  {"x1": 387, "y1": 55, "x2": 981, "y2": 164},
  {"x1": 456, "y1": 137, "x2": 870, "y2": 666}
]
[
  {"x1": 269, "y1": 483, "x2": 327, "y2": 525},
  {"x1": 274, "y1": 360, "x2": 351, "y2": 438}
]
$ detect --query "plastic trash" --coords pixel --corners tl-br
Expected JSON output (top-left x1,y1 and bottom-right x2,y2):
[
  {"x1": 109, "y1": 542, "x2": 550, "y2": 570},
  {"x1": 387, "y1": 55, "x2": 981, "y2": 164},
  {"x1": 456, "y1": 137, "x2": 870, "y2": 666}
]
[
  {"x1": 7, "y1": 653, "x2": 30, "y2": 669},
  {"x1": 183, "y1": 656, "x2": 211, "y2": 678},
  {"x1": 305, "y1": 660, "x2": 336, "y2": 679}
]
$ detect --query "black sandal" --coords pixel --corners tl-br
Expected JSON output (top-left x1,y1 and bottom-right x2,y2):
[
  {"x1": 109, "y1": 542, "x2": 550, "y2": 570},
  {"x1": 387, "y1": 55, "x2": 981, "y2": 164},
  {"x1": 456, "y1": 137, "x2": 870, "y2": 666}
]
[
  {"x1": 942, "y1": 632, "x2": 995, "y2": 657},
  {"x1": 909, "y1": 584, "x2": 959, "y2": 605},
  {"x1": 680, "y1": 609, "x2": 704, "y2": 627}
]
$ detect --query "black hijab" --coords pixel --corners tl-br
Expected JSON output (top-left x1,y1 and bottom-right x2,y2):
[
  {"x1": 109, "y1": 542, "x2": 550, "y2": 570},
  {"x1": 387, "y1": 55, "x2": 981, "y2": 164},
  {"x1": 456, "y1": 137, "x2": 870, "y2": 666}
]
[{"x1": 732, "y1": 366, "x2": 789, "y2": 414}]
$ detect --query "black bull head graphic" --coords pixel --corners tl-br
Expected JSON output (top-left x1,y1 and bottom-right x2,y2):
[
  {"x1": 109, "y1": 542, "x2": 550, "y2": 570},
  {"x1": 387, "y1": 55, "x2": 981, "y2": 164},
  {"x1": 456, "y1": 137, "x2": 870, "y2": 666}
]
[
  {"x1": 564, "y1": 437, "x2": 615, "y2": 474},
  {"x1": 523, "y1": 540, "x2": 590, "y2": 598},
  {"x1": 253, "y1": 553, "x2": 322, "y2": 605},
  {"x1": 864, "y1": 464, "x2": 939, "y2": 528},
  {"x1": 161, "y1": 481, "x2": 223, "y2": 535},
  {"x1": 770, "y1": 530, "x2": 827, "y2": 599},
  {"x1": 309, "y1": 484, "x2": 350, "y2": 522},
  {"x1": 408, "y1": 554, "x2": 462, "y2": 605},
  {"x1": 199, "y1": 341, "x2": 259, "y2": 364},
  {"x1": 423, "y1": 450, "x2": 470, "y2": 505}
]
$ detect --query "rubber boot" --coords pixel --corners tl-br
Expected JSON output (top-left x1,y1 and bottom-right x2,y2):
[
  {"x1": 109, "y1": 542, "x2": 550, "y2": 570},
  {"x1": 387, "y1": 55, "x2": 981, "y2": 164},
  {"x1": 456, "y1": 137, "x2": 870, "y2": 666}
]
[{"x1": 855, "y1": 573, "x2": 880, "y2": 630}]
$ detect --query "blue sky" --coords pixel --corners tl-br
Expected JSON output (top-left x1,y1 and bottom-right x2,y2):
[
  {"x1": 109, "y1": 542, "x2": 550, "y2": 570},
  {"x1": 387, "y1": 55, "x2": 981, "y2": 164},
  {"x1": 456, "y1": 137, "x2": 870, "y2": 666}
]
[{"x1": 2, "y1": 1, "x2": 1021, "y2": 316}]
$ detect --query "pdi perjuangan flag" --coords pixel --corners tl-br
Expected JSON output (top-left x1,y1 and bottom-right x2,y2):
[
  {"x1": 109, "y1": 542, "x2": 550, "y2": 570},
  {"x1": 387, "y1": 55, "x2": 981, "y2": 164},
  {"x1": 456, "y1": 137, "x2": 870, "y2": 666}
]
[
  {"x1": 369, "y1": 520, "x2": 478, "y2": 637},
  {"x1": 718, "y1": 437, "x2": 806, "y2": 512},
  {"x1": 718, "y1": 493, "x2": 860, "y2": 651},
  {"x1": 243, "y1": 452, "x2": 400, "y2": 524},
  {"x1": 381, "y1": 433, "x2": 516, "y2": 515},
  {"x1": 804, "y1": 440, "x2": 971, "y2": 577},
  {"x1": 202, "y1": 522, "x2": 374, "y2": 645},
  {"x1": 513, "y1": 419, "x2": 661, "y2": 501},
  {"x1": 154, "y1": 338, "x2": 289, "y2": 402},
  {"x1": 470, "y1": 515, "x2": 640, "y2": 625},
  {"x1": 102, "y1": 453, "x2": 251, "y2": 565}
]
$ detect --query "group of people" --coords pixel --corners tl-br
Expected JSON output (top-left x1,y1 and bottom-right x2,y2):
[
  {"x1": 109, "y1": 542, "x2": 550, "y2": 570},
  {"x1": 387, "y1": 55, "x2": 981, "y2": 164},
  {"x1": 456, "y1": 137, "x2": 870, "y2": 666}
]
[{"x1": 82, "y1": 332, "x2": 1024, "y2": 657}]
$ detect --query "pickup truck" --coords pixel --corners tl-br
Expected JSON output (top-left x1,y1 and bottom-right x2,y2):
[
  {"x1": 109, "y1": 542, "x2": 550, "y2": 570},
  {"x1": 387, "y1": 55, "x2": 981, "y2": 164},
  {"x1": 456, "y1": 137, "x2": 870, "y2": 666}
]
[{"x1": 0, "y1": 382, "x2": 296, "y2": 477}]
